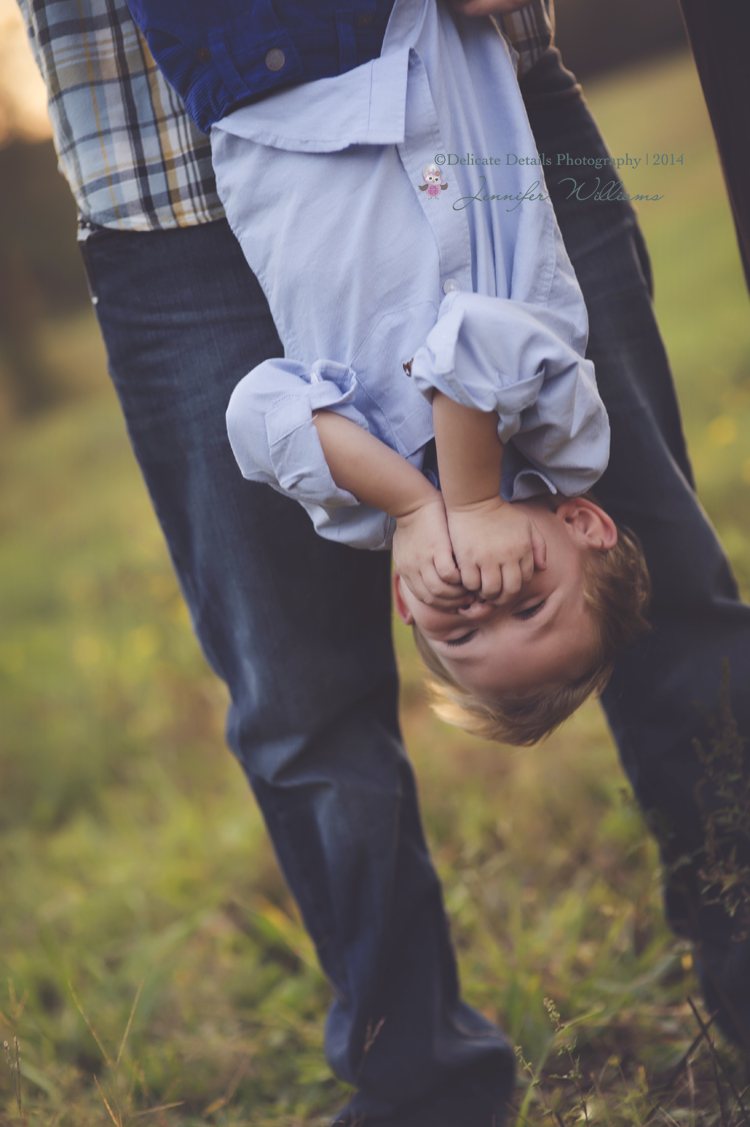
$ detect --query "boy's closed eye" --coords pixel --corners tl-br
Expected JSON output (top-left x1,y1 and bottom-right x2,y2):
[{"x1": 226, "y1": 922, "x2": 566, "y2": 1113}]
[
  {"x1": 515, "y1": 598, "x2": 546, "y2": 621},
  {"x1": 443, "y1": 598, "x2": 547, "y2": 647},
  {"x1": 445, "y1": 631, "x2": 476, "y2": 648}
]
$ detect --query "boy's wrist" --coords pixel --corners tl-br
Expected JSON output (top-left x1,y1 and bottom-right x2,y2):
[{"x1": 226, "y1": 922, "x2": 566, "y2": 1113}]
[
  {"x1": 445, "y1": 494, "x2": 506, "y2": 520},
  {"x1": 394, "y1": 488, "x2": 444, "y2": 525}
]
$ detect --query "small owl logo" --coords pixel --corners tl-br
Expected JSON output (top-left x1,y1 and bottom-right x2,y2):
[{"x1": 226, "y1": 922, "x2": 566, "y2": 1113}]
[{"x1": 419, "y1": 163, "x2": 448, "y2": 199}]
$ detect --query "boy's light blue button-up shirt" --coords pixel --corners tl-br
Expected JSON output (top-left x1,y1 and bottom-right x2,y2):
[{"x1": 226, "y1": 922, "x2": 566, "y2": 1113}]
[{"x1": 218, "y1": 0, "x2": 610, "y2": 551}]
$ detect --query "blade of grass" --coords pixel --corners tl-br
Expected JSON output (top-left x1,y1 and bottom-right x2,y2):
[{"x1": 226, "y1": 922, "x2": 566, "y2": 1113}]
[
  {"x1": 687, "y1": 1054, "x2": 695, "y2": 1121},
  {"x1": 3, "y1": 1039, "x2": 22, "y2": 1120},
  {"x1": 656, "y1": 1012, "x2": 716, "y2": 1093},
  {"x1": 116, "y1": 979, "x2": 144, "y2": 1068},
  {"x1": 686, "y1": 997, "x2": 729, "y2": 1126},
  {"x1": 617, "y1": 1061, "x2": 652, "y2": 1127},
  {"x1": 514, "y1": 1036, "x2": 557, "y2": 1127},
  {"x1": 68, "y1": 981, "x2": 112, "y2": 1068},
  {"x1": 126, "y1": 1057, "x2": 139, "y2": 1111},
  {"x1": 13, "y1": 1039, "x2": 22, "y2": 1122},
  {"x1": 10, "y1": 992, "x2": 27, "y2": 1025},
  {"x1": 19, "y1": 1058, "x2": 61, "y2": 1101},
  {"x1": 95, "y1": 1075, "x2": 122, "y2": 1127},
  {"x1": 212, "y1": 1036, "x2": 263, "y2": 1114},
  {"x1": 203, "y1": 1097, "x2": 228, "y2": 1118},
  {"x1": 591, "y1": 1071, "x2": 615, "y2": 1127},
  {"x1": 130, "y1": 1102, "x2": 185, "y2": 1118},
  {"x1": 687, "y1": 996, "x2": 749, "y2": 1125}
]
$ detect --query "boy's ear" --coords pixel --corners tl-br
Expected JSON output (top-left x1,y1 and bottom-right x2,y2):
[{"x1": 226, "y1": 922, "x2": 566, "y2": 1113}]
[
  {"x1": 392, "y1": 571, "x2": 415, "y2": 624},
  {"x1": 558, "y1": 497, "x2": 618, "y2": 551}
]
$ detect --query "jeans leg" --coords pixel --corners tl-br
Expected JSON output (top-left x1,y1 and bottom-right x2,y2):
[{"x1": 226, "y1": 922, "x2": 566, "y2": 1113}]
[
  {"x1": 522, "y1": 50, "x2": 750, "y2": 1047},
  {"x1": 678, "y1": 0, "x2": 750, "y2": 291},
  {"x1": 79, "y1": 219, "x2": 514, "y2": 1122}
]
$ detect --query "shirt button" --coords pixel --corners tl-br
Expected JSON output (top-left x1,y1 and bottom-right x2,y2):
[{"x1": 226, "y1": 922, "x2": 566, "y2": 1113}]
[
  {"x1": 443, "y1": 278, "x2": 460, "y2": 294},
  {"x1": 265, "y1": 47, "x2": 286, "y2": 72},
  {"x1": 358, "y1": 13, "x2": 374, "y2": 26},
  {"x1": 196, "y1": 47, "x2": 211, "y2": 62}
]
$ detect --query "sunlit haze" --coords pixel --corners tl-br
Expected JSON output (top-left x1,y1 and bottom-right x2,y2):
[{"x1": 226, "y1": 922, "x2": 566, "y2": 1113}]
[{"x1": 0, "y1": 0, "x2": 52, "y2": 147}]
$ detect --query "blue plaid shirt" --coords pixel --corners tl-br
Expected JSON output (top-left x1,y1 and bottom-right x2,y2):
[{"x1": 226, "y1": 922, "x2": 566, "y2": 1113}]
[{"x1": 18, "y1": 0, "x2": 554, "y2": 232}]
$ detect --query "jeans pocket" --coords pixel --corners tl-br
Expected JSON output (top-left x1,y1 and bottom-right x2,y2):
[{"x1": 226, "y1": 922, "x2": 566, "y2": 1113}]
[
  {"x1": 78, "y1": 220, "x2": 131, "y2": 304},
  {"x1": 78, "y1": 237, "x2": 99, "y2": 306}
]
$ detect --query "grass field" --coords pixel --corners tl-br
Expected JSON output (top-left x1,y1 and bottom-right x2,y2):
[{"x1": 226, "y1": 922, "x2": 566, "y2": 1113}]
[{"x1": 2, "y1": 48, "x2": 750, "y2": 1126}]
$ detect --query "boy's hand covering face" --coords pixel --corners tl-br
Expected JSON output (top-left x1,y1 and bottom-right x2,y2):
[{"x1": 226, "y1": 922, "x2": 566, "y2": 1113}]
[
  {"x1": 446, "y1": 496, "x2": 547, "y2": 603},
  {"x1": 392, "y1": 498, "x2": 468, "y2": 609},
  {"x1": 393, "y1": 498, "x2": 619, "y2": 696}
]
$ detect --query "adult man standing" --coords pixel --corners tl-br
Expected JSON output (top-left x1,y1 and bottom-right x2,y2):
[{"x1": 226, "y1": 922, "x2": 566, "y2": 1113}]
[{"x1": 18, "y1": 0, "x2": 750, "y2": 1123}]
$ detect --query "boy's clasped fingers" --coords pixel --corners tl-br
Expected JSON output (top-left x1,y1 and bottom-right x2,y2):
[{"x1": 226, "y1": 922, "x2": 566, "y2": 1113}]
[
  {"x1": 422, "y1": 553, "x2": 468, "y2": 608},
  {"x1": 496, "y1": 561, "x2": 525, "y2": 603},
  {"x1": 434, "y1": 549, "x2": 463, "y2": 588},
  {"x1": 425, "y1": 582, "x2": 472, "y2": 609},
  {"x1": 474, "y1": 562, "x2": 504, "y2": 602},
  {"x1": 446, "y1": 504, "x2": 548, "y2": 603},
  {"x1": 405, "y1": 562, "x2": 468, "y2": 609},
  {"x1": 422, "y1": 524, "x2": 466, "y2": 606},
  {"x1": 454, "y1": 555, "x2": 483, "y2": 596}
]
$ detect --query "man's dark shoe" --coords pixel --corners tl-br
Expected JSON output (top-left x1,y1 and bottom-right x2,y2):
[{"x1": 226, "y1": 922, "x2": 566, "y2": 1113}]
[
  {"x1": 696, "y1": 935, "x2": 750, "y2": 1053},
  {"x1": 329, "y1": 1055, "x2": 513, "y2": 1127}
]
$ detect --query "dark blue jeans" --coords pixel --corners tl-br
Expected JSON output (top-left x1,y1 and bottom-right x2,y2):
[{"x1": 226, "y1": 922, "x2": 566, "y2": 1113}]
[
  {"x1": 79, "y1": 47, "x2": 750, "y2": 1127},
  {"x1": 80, "y1": 220, "x2": 512, "y2": 1125},
  {"x1": 521, "y1": 50, "x2": 750, "y2": 1050}
]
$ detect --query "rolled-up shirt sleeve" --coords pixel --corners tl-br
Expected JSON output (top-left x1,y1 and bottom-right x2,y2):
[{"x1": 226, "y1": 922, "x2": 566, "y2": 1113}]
[
  {"x1": 226, "y1": 358, "x2": 396, "y2": 548},
  {"x1": 226, "y1": 357, "x2": 367, "y2": 503},
  {"x1": 410, "y1": 291, "x2": 610, "y2": 501}
]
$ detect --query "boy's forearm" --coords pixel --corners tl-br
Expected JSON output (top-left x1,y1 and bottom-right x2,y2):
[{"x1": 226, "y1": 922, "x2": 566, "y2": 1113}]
[
  {"x1": 431, "y1": 391, "x2": 504, "y2": 511},
  {"x1": 312, "y1": 410, "x2": 439, "y2": 518}
]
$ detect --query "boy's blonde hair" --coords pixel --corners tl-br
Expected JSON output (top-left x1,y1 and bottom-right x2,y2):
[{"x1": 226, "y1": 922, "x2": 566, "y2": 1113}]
[{"x1": 412, "y1": 524, "x2": 650, "y2": 747}]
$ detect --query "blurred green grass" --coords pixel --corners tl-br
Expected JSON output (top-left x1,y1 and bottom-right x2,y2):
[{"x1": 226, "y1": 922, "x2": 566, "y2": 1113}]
[{"x1": 1, "y1": 48, "x2": 750, "y2": 1126}]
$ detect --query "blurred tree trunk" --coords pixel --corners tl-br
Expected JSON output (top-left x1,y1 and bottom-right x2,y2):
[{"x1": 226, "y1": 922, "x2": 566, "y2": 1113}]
[
  {"x1": 0, "y1": 246, "x2": 64, "y2": 414},
  {"x1": 0, "y1": 139, "x2": 89, "y2": 417}
]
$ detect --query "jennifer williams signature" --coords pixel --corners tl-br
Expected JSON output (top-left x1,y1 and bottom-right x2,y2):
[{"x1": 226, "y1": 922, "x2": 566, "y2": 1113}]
[{"x1": 453, "y1": 173, "x2": 664, "y2": 211}]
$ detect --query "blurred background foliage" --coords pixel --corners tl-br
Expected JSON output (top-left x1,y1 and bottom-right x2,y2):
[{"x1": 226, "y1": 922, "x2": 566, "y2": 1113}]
[
  {"x1": 0, "y1": 0, "x2": 91, "y2": 420},
  {"x1": 1, "y1": 0, "x2": 750, "y2": 1124},
  {"x1": 0, "y1": 141, "x2": 90, "y2": 416}
]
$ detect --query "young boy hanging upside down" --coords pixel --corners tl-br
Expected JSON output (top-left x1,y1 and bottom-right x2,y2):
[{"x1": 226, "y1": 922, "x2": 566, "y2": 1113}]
[{"x1": 127, "y1": 0, "x2": 651, "y2": 744}]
